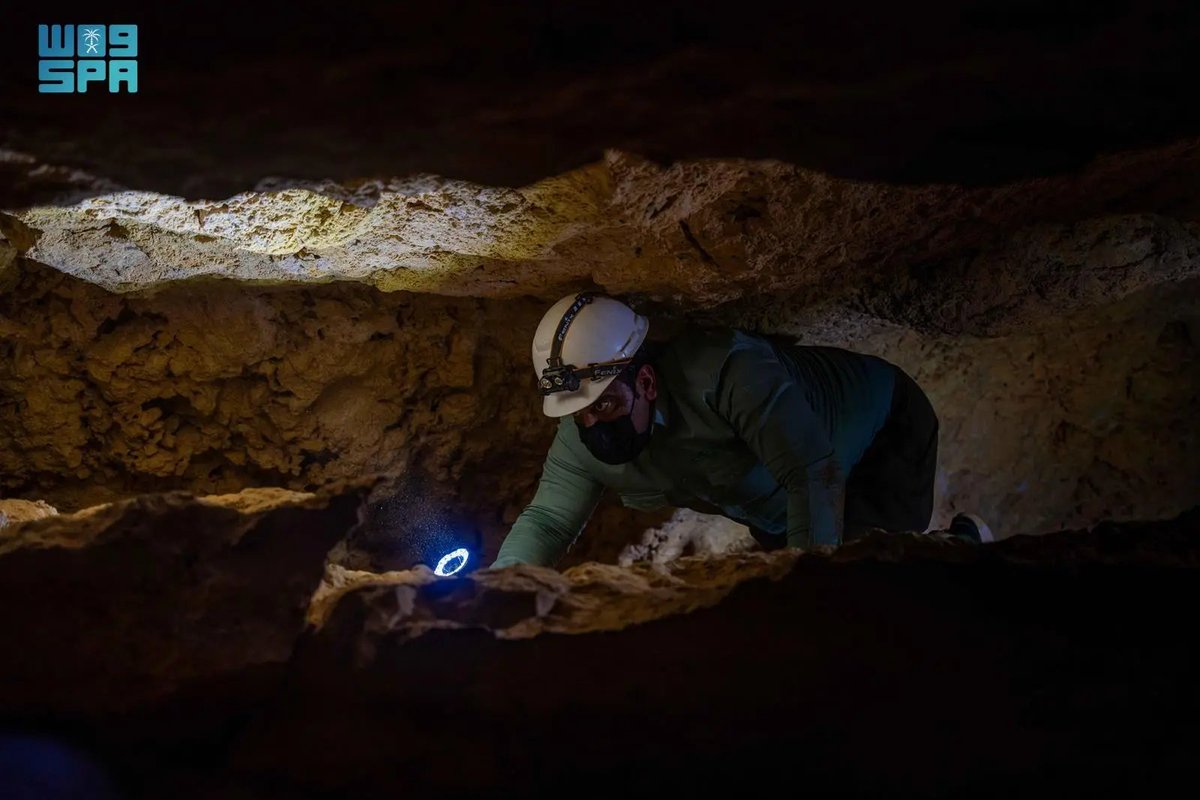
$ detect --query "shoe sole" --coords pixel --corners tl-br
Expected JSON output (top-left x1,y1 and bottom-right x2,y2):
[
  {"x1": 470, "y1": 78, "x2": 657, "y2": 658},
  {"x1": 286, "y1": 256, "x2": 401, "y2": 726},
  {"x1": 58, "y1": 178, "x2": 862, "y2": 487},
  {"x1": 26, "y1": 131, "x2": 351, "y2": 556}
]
[{"x1": 961, "y1": 513, "x2": 995, "y2": 543}]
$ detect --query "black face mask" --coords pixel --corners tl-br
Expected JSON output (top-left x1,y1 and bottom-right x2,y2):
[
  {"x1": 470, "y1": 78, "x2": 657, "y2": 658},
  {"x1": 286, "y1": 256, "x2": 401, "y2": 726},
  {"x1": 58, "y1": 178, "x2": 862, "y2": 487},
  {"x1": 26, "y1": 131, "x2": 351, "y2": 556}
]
[{"x1": 575, "y1": 386, "x2": 655, "y2": 465}]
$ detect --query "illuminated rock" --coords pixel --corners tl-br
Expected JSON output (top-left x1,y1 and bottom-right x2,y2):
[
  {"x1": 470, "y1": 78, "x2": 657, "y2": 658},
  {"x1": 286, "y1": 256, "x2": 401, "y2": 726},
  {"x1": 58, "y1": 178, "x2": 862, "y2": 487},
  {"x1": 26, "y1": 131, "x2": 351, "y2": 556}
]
[
  {"x1": 1, "y1": 142, "x2": 1197, "y2": 548},
  {"x1": 0, "y1": 498, "x2": 58, "y2": 527}
]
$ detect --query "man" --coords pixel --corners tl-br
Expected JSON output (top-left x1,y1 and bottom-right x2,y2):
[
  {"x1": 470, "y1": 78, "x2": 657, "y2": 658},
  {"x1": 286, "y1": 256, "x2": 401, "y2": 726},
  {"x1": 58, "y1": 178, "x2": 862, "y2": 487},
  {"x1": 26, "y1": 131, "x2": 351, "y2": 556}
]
[{"x1": 491, "y1": 292, "x2": 990, "y2": 568}]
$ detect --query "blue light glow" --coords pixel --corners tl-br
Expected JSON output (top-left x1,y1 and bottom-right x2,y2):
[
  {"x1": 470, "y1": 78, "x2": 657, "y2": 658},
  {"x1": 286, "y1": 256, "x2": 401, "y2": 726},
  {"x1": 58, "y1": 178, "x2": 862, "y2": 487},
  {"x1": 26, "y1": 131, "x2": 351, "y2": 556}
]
[{"x1": 434, "y1": 547, "x2": 469, "y2": 576}]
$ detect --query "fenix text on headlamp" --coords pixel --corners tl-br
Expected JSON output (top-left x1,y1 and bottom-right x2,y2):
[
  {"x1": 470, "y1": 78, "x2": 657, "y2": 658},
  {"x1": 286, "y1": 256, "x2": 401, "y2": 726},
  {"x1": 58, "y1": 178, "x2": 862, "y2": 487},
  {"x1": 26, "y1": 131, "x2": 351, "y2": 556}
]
[{"x1": 539, "y1": 359, "x2": 632, "y2": 395}]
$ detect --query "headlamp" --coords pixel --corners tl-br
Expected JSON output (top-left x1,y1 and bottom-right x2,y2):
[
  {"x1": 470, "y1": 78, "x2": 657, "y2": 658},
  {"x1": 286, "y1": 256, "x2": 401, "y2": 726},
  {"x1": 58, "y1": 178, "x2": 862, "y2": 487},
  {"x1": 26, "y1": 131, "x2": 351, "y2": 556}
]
[
  {"x1": 539, "y1": 359, "x2": 631, "y2": 396},
  {"x1": 539, "y1": 364, "x2": 581, "y2": 394},
  {"x1": 538, "y1": 291, "x2": 634, "y2": 396}
]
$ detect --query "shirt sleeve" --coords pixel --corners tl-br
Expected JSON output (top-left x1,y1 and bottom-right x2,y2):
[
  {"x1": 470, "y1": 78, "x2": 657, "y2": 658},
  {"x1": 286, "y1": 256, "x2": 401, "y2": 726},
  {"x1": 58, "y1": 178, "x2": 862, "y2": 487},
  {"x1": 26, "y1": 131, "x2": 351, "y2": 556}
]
[
  {"x1": 491, "y1": 427, "x2": 605, "y2": 568},
  {"x1": 714, "y1": 341, "x2": 846, "y2": 548}
]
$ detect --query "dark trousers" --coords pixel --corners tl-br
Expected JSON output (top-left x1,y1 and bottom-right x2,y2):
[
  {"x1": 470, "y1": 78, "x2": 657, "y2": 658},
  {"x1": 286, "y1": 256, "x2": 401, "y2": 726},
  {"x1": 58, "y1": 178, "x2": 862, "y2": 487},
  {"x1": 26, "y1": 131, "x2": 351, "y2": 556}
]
[{"x1": 751, "y1": 365, "x2": 938, "y2": 549}]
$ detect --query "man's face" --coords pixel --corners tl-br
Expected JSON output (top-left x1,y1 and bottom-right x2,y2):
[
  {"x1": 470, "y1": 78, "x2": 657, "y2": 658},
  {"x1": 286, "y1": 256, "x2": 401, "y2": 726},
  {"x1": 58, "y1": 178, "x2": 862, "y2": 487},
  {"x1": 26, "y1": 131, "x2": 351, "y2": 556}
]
[{"x1": 573, "y1": 364, "x2": 658, "y2": 432}]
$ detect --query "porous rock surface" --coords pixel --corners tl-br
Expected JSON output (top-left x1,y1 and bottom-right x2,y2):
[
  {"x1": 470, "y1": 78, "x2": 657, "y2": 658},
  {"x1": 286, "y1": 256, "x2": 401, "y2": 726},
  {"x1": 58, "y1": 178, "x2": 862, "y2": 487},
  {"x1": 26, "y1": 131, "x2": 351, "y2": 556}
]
[
  {"x1": 2, "y1": 141, "x2": 1197, "y2": 553},
  {"x1": 4, "y1": 143, "x2": 1199, "y2": 311},
  {"x1": 0, "y1": 497, "x2": 58, "y2": 527},
  {"x1": 4, "y1": 497, "x2": 1188, "y2": 798},
  {"x1": 0, "y1": 470, "x2": 1196, "y2": 797},
  {"x1": 311, "y1": 506, "x2": 1200, "y2": 649},
  {"x1": 308, "y1": 545, "x2": 797, "y2": 639},
  {"x1": 238, "y1": 507, "x2": 1200, "y2": 798}
]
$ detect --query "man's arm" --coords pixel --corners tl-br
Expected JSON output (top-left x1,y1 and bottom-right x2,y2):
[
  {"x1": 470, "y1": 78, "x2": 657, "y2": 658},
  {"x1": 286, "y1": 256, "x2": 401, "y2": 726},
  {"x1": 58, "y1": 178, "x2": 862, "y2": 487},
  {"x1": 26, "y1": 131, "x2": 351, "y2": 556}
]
[
  {"x1": 715, "y1": 342, "x2": 845, "y2": 549},
  {"x1": 491, "y1": 429, "x2": 605, "y2": 568}
]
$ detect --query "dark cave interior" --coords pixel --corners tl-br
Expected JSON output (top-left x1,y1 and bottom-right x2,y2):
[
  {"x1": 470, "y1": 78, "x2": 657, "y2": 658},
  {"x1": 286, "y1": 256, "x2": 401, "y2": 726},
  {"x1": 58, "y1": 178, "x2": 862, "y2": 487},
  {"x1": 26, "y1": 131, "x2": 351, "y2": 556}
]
[{"x1": 1, "y1": 1, "x2": 1198, "y2": 797}]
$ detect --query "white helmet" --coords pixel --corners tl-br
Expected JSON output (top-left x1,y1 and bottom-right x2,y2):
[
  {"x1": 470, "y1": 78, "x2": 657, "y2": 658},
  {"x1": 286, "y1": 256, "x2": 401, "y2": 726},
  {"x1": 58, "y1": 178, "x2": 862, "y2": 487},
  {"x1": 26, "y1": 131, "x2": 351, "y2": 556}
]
[{"x1": 531, "y1": 293, "x2": 650, "y2": 417}]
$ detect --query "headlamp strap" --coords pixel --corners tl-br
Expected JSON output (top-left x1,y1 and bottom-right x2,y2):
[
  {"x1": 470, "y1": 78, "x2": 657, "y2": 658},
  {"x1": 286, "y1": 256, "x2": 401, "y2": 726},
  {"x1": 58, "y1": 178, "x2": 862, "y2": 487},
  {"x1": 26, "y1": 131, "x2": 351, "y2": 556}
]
[
  {"x1": 576, "y1": 361, "x2": 631, "y2": 380},
  {"x1": 539, "y1": 292, "x2": 637, "y2": 395},
  {"x1": 547, "y1": 292, "x2": 595, "y2": 369}
]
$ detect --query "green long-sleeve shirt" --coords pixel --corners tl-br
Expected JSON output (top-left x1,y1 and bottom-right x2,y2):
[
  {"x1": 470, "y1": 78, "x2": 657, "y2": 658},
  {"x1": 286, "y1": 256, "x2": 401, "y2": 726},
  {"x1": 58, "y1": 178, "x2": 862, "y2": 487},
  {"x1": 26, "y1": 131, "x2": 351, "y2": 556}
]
[{"x1": 492, "y1": 327, "x2": 897, "y2": 568}]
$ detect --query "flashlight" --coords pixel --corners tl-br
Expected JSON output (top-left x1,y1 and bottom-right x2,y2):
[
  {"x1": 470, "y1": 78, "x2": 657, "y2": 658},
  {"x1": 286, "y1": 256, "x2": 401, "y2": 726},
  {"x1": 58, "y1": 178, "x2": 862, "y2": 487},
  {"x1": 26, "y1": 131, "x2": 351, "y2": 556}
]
[{"x1": 434, "y1": 547, "x2": 469, "y2": 576}]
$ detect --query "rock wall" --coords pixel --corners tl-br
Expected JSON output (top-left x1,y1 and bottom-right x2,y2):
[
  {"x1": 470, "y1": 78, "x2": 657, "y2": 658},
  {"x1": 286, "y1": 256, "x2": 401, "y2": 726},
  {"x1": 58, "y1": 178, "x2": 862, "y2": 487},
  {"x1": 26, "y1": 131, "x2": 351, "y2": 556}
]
[
  {"x1": 2, "y1": 142, "x2": 1198, "y2": 558},
  {"x1": 0, "y1": 259, "x2": 550, "y2": 521},
  {"x1": 234, "y1": 509, "x2": 1200, "y2": 799},
  {"x1": 713, "y1": 278, "x2": 1200, "y2": 537},
  {"x1": 0, "y1": 496, "x2": 57, "y2": 527},
  {"x1": 5, "y1": 142, "x2": 1199, "y2": 308},
  {"x1": 0, "y1": 491, "x2": 1196, "y2": 798},
  {"x1": 0, "y1": 485, "x2": 365, "y2": 716}
]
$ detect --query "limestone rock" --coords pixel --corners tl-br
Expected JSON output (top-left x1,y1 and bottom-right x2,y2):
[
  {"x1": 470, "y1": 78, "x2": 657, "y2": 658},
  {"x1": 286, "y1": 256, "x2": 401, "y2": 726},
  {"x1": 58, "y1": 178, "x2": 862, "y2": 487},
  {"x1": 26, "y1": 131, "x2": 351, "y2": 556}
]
[
  {"x1": 2, "y1": 141, "x2": 1198, "y2": 558},
  {"x1": 733, "y1": 280, "x2": 1200, "y2": 538},
  {"x1": 311, "y1": 507, "x2": 1200, "y2": 648},
  {"x1": 308, "y1": 548, "x2": 800, "y2": 640},
  {"x1": 0, "y1": 484, "x2": 364, "y2": 715},
  {"x1": 3, "y1": 142, "x2": 1198, "y2": 314},
  {"x1": 617, "y1": 507, "x2": 755, "y2": 565},
  {"x1": 0, "y1": 473, "x2": 1194, "y2": 797},
  {"x1": 1, "y1": 163, "x2": 612, "y2": 297},
  {"x1": 0, "y1": 263, "x2": 551, "y2": 535},
  {"x1": 0, "y1": 497, "x2": 58, "y2": 527},
  {"x1": 223, "y1": 509, "x2": 1200, "y2": 797}
]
